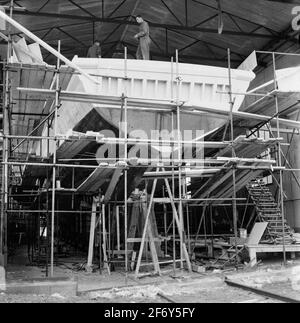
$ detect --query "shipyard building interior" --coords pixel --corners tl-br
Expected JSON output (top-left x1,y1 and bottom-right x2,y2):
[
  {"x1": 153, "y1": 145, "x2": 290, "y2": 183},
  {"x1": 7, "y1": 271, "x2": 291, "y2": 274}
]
[{"x1": 0, "y1": 0, "x2": 300, "y2": 303}]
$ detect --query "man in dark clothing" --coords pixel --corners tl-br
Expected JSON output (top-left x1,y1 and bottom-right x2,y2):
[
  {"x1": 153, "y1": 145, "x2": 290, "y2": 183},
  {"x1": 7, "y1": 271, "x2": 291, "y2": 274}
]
[
  {"x1": 134, "y1": 15, "x2": 151, "y2": 60},
  {"x1": 87, "y1": 40, "x2": 102, "y2": 58}
]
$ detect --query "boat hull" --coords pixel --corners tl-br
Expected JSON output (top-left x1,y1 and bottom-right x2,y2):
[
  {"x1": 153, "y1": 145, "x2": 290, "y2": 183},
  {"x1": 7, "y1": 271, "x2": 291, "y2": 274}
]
[{"x1": 56, "y1": 58, "x2": 255, "y2": 141}]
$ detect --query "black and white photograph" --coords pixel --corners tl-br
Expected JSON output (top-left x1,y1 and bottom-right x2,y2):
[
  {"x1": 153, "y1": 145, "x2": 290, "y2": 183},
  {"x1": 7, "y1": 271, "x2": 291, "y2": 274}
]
[{"x1": 0, "y1": 0, "x2": 300, "y2": 308}]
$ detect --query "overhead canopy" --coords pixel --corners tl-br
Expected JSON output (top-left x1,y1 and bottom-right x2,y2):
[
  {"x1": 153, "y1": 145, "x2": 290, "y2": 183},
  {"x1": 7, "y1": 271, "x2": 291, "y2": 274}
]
[{"x1": 0, "y1": 0, "x2": 299, "y2": 67}]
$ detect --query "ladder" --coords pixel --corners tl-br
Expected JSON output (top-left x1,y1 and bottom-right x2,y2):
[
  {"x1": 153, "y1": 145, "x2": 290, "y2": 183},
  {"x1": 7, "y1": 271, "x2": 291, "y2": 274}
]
[{"x1": 246, "y1": 178, "x2": 295, "y2": 244}]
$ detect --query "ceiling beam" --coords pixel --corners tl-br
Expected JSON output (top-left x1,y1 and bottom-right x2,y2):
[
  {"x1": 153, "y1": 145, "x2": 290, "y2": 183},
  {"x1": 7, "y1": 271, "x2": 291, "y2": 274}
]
[
  {"x1": 67, "y1": 0, "x2": 97, "y2": 18},
  {"x1": 10, "y1": 9, "x2": 295, "y2": 40},
  {"x1": 192, "y1": 0, "x2": 284, "y2": 37}
]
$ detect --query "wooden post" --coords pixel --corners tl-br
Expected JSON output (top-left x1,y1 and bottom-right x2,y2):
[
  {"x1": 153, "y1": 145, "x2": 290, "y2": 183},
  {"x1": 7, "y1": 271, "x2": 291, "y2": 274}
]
[
  {"x1": 141, "y1": 200, "x2": 161, "y2": 273},
  {"x1": 186, "y1": 204, "x2": 191, "y2": 255},
  {"x1": 163, "y1": 176, "x2": 192, "y2": 272},
  {"x1": 116, "y1": 206, "x2": 121, "y2": 252},
  {"x1": 135, "y1": 179, "x2": 161, "y2": 277},
  {"x1": 102, "y1": 204, "x2": 110, "y2": 274},
  {"x1": 108, "y1": 204, "x2": 111, "y2": 260},
  {"x1": 104, "y1": 169, "x2": 123, "y2": 204},
  {"x1": 127, "y1": 202, "x2": 139, "y2": 252},
  {"x1": 163, "y1": 186, "x2": 168, "y2": 256},
  {"x1": 86, "y1": 197, "x2": 98, "y2": 271}
]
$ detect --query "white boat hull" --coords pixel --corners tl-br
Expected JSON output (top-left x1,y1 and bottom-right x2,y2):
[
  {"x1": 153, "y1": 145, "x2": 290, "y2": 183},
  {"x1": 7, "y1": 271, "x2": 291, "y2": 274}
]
[
  {"x1": 37, "y1": 58, "x2": 255, "y2": 157},
  {"x1": 56, "y1": 58, "x2": 255, "y2": 136}
]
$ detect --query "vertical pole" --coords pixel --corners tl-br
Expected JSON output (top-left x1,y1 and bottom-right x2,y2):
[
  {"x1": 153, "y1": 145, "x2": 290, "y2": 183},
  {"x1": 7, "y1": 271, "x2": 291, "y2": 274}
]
[
  {"x1": 37, "y1": 181, "x2": 41, "y2": 266},
  {"x1": 116, "y1": 206, "x2": 121, "y2": 251},
  {"x1": 171, "y1": 57, "x2": 175, "y2": 197},
  {"x1": 186, "y1": 204, "x2": 191, "y2": 255},
  {"x1": 108, "y1": 203, "x2": 111, "y2": 259},
  {"x1": 164, "y1": 177, "x2": 192, "y2": 271},
  {"x1": 135, "y1": 179, "x2": 159, "y2": 277},
  {"x1": 0, "y1": 56, "x2": 7, "y2": 266},
  {"x1": 71, "y1": 168, "x2": 75, "y2": 209},
  {"x1": 124, "y1": 47, "x2": 128, "y2": 283},
  {"x1": 170, "y1": 56, "x2": 176, "y2": 275},
  {"x1": 272, "y1": 52, "x2": 286, "y2": 265},
  {"x1": 172, "y1": 199, "x2": 176, "y2": 274},
  {"x1": 1, "y1": 0, "x2": 14, "y2": 267},
  {"x1": 87, "y1": 197, "x2": 97, "y2": 270},
  {"x1": 210, "y1": 204, "x2": 214, "y2": 258},
  {"x1": 203, "y1": 208, "x2": 207, "y2": 253},
  {"x1": 99, "y1": 191, "x2": 102, "y2": 275},
  {"x1": 227, "y1": 48, "x2": 239, "y2": 266},
  {"x1": 176, "y1": 50, "x2": 184, "y2": 270},
  {"x1": 102, "y1": 203, "x2": 108, "y2": 272},
  {"x1": 163, "y1": 186, "x2": 168, "y2": 256},
  {"x1": 45, "y1": 120, "x2": 50, "y2": 277},
  {"x1": 50, "y1": 40, "x2": 61, "y2": 277}
]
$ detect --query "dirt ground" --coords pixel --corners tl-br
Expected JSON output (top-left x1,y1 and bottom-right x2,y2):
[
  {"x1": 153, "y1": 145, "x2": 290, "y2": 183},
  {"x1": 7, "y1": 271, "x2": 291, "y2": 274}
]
[
  {"x1": 0, "y1": 277, "x2": 280, "y2": 303},
  {"x1": 1, "y1": 258, "x2": 300, "y2": 303},
  {"x1": 0, "y1": 284, "x2": 279, "y2": 303},
  {"x1": 1, "y1": 248, "x2": 300, "y2": 303}
]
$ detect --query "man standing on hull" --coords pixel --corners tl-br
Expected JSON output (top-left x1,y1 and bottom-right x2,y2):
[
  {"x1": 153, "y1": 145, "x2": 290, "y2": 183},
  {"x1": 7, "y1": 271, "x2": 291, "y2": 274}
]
[
  {"x1": 134, "y1": 15, "x2": 151, "y2": 60},
  {"x1": 87, "y1": 40, "x2": 102, "y2": 58}
]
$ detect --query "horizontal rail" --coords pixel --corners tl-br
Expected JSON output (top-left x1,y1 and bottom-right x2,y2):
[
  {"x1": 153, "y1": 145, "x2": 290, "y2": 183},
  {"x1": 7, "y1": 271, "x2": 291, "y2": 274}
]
[
  {"x1": 16, "y1": 87, "x2": 300, "y2": 129},
  {"x1": 225, "y1": 278, "x2": 300, "y2": 303}
]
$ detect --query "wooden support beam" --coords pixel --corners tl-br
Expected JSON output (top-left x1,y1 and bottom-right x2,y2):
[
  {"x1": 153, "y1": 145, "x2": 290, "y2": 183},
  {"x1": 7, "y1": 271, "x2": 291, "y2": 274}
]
[
  {"x1": 103, "y1": 169, "x2": 123, "y2": 204},
  {"x1": 86, "y1": 197, "x2": 98, "y2": 271},
  {"x1": 102, "y1": 204, "x2": 111, "y2": 275},
  {"x1": 127, "y1": 238, "x2": 163, "y2": 243},
  {"x1": 116, "y1": 206, "x2": 121, "y2": 252},
  {"x1": 77, "y1": 167, "x2": 114, "y2": 192},
  {"x1": 163, "y1": 175, "x2": 192, "y2": 272},
  {"x1": 127, "y1": 202, "x2": 140, "y2": 252},
  {"x1": 141, "y1": 197, "x2": 161, "y2": 274},
  {"x1": 196, "y1": 167, "x2": 234, "y2": 199},
  {"x1": 215, "y1": 169, "x2": 263, "y2": 199},
  {"x1": 135, "y1": 179, "x2": 161, "y2": 277}
]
